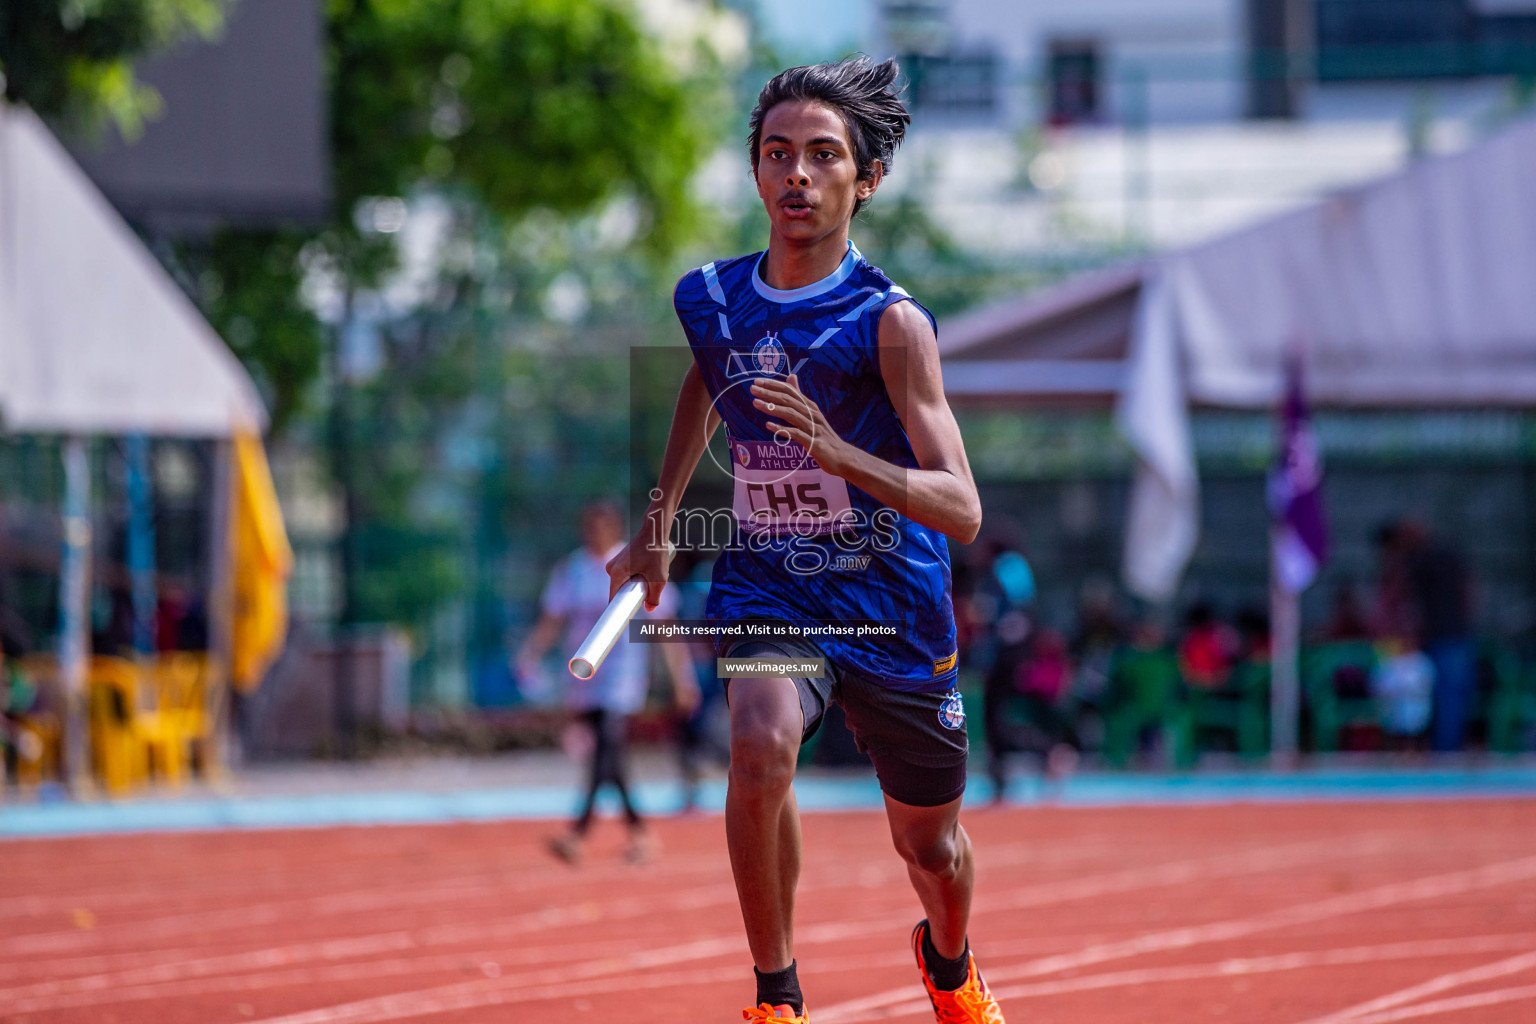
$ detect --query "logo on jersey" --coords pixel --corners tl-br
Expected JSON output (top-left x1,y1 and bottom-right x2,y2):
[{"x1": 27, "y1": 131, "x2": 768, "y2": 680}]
[
  {"x1": 735, "y1": 443, "x2": 750, "y2": 467},
  {"x1": 938, "y1": 690, "x2": 966, "y2": 731},
  {"x1": 752, "y1": 333, "x2": 787, "y2": 376},
  {"x1": 725, "y1": 339, "x2": 808, "y2": 380}
]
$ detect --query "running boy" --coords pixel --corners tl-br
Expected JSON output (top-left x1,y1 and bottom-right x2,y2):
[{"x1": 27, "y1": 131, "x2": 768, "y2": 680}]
[{"x1": 609, "y1": 57, "x2": 1003, "y2": 1022}]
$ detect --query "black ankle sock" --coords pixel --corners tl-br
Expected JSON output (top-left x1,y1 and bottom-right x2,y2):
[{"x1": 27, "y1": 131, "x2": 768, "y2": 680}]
[
  {"x1": 921, "y1": 927, "x2": 971, "y2": 992},
  {"x1": 754, "y1": 960, "x2": 803, "y2": 1014}
]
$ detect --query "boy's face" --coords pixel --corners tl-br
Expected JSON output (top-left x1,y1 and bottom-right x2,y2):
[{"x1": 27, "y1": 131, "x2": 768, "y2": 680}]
[{"x1": 754, "y1": 100, "x2": 880, "y2": 245}]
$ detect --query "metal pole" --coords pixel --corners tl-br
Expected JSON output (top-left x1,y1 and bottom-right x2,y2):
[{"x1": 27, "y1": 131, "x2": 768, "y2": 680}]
[
  {"x1": 57, "y1": 436, "x2": 93, "y2": 793},
  {"x1": 330, "y1": 303, "x2": 357, "y2": 758},
  {"x1": 1270, "y1": 528, "x2": 1301, "y2": 766},
  {"x1": 205, "y1": 439, "x2": 236, "y2": 776},
  {"x1": 1122, "y1": 63, "x2": 1151, "y2": 242},
  {"x1": 125, "y1": 435, "x2": 156, "y2": 657}
]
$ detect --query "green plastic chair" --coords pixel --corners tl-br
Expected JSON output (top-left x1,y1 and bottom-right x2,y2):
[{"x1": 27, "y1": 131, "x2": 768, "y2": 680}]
[
  {"x1": 1484, "y1": 642, "x2": 1534, "y2": 753},
  {"x1": 1302, "y1": 641, "x2": 1379, "y2": 752},
  {"x1": 1185, "y1": 660, "x2": 1271, "y2": 760},
  {"x1": 1104, "y1": 647, "x2": 1185, "y2": 768}
]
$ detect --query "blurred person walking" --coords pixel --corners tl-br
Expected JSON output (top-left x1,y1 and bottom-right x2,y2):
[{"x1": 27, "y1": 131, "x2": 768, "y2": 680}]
[
  {"x1": 1375, "y1": 520, "x2": 1476, "y2": 752},
  {"x1": 979, "y1": 543, "x2": 1036, "y2": 797},
  {"x1": 670, "y1": 552, "x2": 727, "y2": 814},
  {"x1": 518, "y1": 500, "x2": 694, "y2": 865}
]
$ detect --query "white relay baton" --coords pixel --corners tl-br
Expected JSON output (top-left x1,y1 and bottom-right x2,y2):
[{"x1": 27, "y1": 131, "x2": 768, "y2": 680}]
[{"x1": 568, "y1": 578, "x2": 647, "y2": 680}]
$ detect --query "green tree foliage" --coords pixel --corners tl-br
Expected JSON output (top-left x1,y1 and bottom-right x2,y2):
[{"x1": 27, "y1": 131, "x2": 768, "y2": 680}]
[
  {"x1": 168, "y1": 0, "x2": 717, "y2": 446},
  {"x1": 198, "y1": 231, "x2": 325, "y2": 433},
  {"x1": 330, "y1": 0, "x2": 712, "y2": 257},
  {"x1": 0, "y1": 0, "x2": 228, "y2": 138}
]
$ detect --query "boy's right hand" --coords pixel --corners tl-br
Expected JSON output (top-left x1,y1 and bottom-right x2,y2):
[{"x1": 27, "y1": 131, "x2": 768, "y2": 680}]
[{"x1": 606, "y1": 531, "x2": 671, "y2": 612}]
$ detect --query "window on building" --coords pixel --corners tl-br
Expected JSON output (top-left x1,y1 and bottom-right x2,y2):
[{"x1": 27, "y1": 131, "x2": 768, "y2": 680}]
[
  {"x1": 903, "y1": 52, "x2": 999, "y2": 114},
  {"x1": 884, "y1": 0, "x2": 953, "y2": 56},
  {"x1": 1048, "y1": 40, "x2": 1101, "y2": 125},
  {"x1": 1315, "y1": 0, "x2": 1536, "y2": 79}
]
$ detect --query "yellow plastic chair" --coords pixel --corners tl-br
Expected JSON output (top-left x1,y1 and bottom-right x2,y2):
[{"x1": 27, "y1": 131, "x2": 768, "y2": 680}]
[
  {"x1": 149, "y1": 653, "x2": 212, "y2": 783},
  {"x1": 87, "y1": 656, "x2": 152, "y2": 794},
  {"x1": 12, "y1": 713, "x2": 61, "y2": 786},
  {"x1": 12, "y1": 656, "x2": 63, "y2": 786},
  {"x1": 18, "y1": 654, "x2": 208, "y2": 791}
]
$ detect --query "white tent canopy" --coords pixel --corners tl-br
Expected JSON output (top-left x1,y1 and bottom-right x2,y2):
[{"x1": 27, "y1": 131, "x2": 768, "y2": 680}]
[
  {"x1": 941, "y1": 114, "x2": 1536, "y2": 601},
  {"x1": 0, "y1": 104, "x2": 265, "y2": 437},
  {"x1": 0, "y1": 103, "x2": 272, "y2": 790}
]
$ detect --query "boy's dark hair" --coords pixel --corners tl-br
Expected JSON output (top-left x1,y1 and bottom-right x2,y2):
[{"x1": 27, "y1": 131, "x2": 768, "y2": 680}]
[{"x1": 748, "y1": 56, "x2": 910, "y2": 217}]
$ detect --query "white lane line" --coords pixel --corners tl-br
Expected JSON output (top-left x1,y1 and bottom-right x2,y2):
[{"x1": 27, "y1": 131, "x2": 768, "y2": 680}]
[
  {"x1": 859, "y1": 934, "x2": 1536, "y2": 1020},
  {"x1": 235, "y1": 935, "x2": 759, "y2": 1024},
  {"x1": 235, "y1": 951, "x2": 924, "y2": 1024},
  {"x1": 4, "y1": 937, "x2": 750, "y2": 1016},
  {"x1": 813, "y1": 854, "x2": 1536, "y2": 1022},
  {"x1": 1336, "y1": 983, "x2": 1536, "y2": 1024},
  {"x1": 219, "y1": 836, "x2": 1382, "y2": 1024},
  {"x1": 0, "y1": 831, "x2": 1398, "y2": 1019},
  {"x1": 1297, "y1": 949, "x2": 1536, "y2": 1024},
  {"x1": 0, "y1": 876, "x2": 520, "y2": 957},
  {"x1": 0, "y1": 883, "x2": 740, "y2": 1009},
  {"x1": 19, "y1": 928, "x2": 1536, "y2": 1016},
  {"x1": 0, "y1": 830, "x2": 1281, "y2": 998},
  {"x1": 5, "y1": 920, "x2": 1108, "y2": 1015},
  {"x1": 0, "y1": 841, "x2": 751, "y2": 954},
  {"x1": 0, "y1": 934, "x2": 657, "y2": 1012},
  {"x1": 0, "y1": 827, "x2": 1101, "y2": 970},
  {"x1": 798, "y1": 832, "x2": 1397, "y2": 949}
]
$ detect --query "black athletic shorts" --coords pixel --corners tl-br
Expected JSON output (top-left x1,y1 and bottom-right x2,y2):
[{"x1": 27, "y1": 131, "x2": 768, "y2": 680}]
[{"x1": 720, "y1": 633, "x2": 968, "y2": 808}]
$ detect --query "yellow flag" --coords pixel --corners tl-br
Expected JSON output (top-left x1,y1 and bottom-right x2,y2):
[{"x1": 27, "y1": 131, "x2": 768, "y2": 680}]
[{"x1": 229, "y1": 432, "x2": 293, "y2": 692}]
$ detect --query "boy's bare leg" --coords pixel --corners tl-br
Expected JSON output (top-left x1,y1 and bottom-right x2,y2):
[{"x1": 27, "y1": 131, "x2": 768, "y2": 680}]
[
  {"x1": 725, "y1": 676, "x2": 805, "y2": 972},
  {"x1": 885, "y1": 793, "x2": 973, "y2": 959}
]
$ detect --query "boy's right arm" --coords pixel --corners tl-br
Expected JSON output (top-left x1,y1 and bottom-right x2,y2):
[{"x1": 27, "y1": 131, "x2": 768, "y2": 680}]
[{"x1": 607, "y1": 361, "x2": 720, "y2": 608}]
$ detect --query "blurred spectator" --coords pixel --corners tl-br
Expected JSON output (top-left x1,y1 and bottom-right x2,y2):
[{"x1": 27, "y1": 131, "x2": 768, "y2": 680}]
[
  {"x1": 1234, "y1": 607, "x2": 1271, "y2": 664},
  {"x1": 1, "y1": 639, "x2": 40, "y2": 784},
  {"x1": 1018, "y1": 629, "x2": 1082, "y2": 771},
  {"x1": 1372, "y1": 522, "x2": 1417, "y2": 640},
  {"x1": 980, "y1": 541, "x2": 1037, "y2": 800},
  {"x1": 1070, "y1": 580, "x2": 1123, "y2": 707},
  {"x1": 1372, "y1": 636, "x2": 1435, "y2": 749},
  {"x1": 1375, "y1": 520, "x2": 1476, "y2": 752},
  {"x1": 1177, "y1": 602, "x2": 1237, "y2": 690},
  {"x1": 518, "y1": 500, "x2": 686, "y2": 864},
  {"x1": 1321, "y1": 579, "x2": 1372, "y2": 642},
  {"x1": 1019, "y1": 628, "x2": 1072, "y2": 704},
  {"x1": 1105, "y1": 617, "x2": 1183, "y2": 768},
  {"x1": 93, "y1": 587, "x2": 136, "y2": 656},
  {"x1": 950, "y1": 550, "x2": 985, "y2": 670},
  {"x1": 670, "y1": 551, "x2": 724, "y2": 814},
  {"x1": 152, "y1": 587, "x2": 207, "y2": 652},
  {"x1": 156, "y1": 589, "x2": 187, "y2": 652},
  {"x1": 985, "y1": 627, "x2": 1082, "y2": 802}
]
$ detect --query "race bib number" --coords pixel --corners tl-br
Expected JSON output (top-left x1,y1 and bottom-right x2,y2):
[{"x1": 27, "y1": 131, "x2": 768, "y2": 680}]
[{"x1": 731, "y1": 438, "x2": 853, "y2": 536}]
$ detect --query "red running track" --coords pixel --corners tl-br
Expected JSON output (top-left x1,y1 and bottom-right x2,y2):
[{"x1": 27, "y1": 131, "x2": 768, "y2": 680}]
[{"x1": 2, "y1": 800, "x2": 1536, "y2": 1023}]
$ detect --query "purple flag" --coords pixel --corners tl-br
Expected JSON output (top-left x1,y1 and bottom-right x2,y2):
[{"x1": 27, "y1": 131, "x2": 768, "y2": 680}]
[{"x1": 1267, "y1": 356, "x2": 1329, "y2": 593}]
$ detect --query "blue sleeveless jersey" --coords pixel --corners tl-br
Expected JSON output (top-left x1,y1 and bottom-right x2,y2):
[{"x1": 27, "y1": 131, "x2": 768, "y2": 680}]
[{"x1": 674, "y1": 241, "x2": 959, "y2": 692}]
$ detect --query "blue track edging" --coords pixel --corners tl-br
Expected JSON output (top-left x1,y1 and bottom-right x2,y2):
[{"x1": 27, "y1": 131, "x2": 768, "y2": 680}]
[{"x1": 3, "y1": 765, "x2": 1535, "y2": 839}]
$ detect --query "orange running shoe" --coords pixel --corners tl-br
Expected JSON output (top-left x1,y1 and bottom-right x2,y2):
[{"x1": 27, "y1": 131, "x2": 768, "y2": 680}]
[
  {"x1": 911, "y1": 920, "x2": 1005, "y2": 1023},
  {"x1": 742, "y1": 1003, "x2": 808, "y2": 1022}
]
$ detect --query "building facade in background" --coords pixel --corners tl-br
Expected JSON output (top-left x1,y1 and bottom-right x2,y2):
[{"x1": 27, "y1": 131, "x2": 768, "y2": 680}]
[
  {"x1": 67, "y1": 0, "x2": 329, "y2": 234},
  {"x1": 735, "y1": 0, "x2": 1536, "y2": 251}
]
